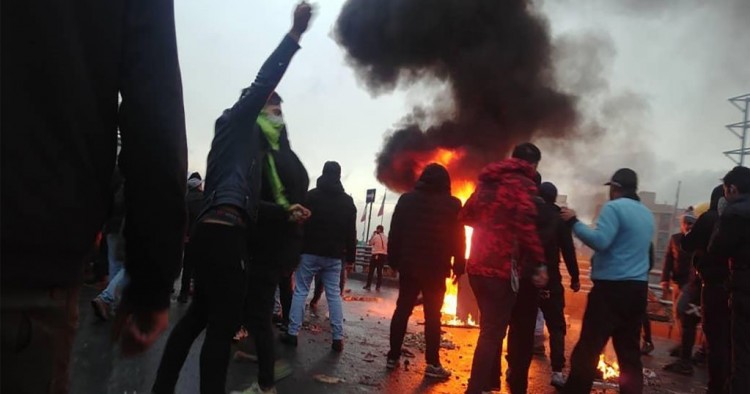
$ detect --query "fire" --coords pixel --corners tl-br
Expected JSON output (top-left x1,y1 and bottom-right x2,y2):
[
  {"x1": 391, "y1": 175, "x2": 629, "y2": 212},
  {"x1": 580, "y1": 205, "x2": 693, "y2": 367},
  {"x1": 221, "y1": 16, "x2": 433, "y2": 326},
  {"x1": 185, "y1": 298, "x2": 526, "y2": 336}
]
[{"x1": 597, "y1": 354, "x2": 620, "y2": 381}]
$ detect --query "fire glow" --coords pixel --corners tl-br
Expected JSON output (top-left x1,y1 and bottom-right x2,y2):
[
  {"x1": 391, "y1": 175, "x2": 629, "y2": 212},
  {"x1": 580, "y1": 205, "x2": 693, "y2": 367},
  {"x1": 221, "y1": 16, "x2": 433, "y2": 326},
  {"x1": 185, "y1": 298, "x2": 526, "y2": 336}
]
[{"x1": 597, "y1": 354, "x2": 620, "y2": 381}]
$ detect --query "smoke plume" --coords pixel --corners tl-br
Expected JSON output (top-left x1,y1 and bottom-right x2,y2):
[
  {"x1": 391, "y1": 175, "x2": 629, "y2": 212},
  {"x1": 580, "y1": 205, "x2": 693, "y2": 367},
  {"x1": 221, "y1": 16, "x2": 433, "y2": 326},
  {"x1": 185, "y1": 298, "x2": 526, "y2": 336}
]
[{"x1": 334, "y1": 0, "x2": 578, "y2": 192}]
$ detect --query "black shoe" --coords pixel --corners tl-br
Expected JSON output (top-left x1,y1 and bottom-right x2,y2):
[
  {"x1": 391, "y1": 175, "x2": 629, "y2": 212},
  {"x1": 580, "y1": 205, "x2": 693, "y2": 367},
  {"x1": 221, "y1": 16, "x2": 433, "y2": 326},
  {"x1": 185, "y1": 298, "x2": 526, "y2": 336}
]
[
  {"x1": 669, "y1": 346, "x2": 681, "y2": 357},
  {"x1": 279, "y1": 332, "x2": 298, "y2": 347},
  {"x1": 664, "y1": 360, "x2": 694, "y2": 376},
  {"x1": 386, "y1": 358, "x2": 400, "y2": 370},
  {"x1": 332, "y1": 340, "x2": 343, "y2": 352},
  {"x1": 177, "y1": 293, "x2": 189, "y2": 304}
]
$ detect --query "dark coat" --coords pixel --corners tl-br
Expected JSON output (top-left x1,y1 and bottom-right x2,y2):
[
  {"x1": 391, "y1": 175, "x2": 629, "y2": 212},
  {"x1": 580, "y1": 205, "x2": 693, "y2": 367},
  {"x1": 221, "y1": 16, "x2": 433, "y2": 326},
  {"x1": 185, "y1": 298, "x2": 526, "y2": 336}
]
[
  {"x1": 535, "y1": 199, "x2": 579, "y2": 285},
  {"x1": 710, "y1": 195, "x2": 750, "y2": 275},
  {"x1": 185, "y1": 186, "x2": 204, "y2": 236},
  {"x1": 661, "y1": 233, "x2": 694, "y2": 287},
  {"x1": 682, "y1": 186, "x2": 728, "y2": 284},
  {"x1": 1, "y1": 0, "x2": 187, "y2": 311},
  {"x1": 302, "y1": 174, "x2": 357, "y2": 263},
  {"x1": 388, "y1": 164, "x2": 466, "y2": 279}
]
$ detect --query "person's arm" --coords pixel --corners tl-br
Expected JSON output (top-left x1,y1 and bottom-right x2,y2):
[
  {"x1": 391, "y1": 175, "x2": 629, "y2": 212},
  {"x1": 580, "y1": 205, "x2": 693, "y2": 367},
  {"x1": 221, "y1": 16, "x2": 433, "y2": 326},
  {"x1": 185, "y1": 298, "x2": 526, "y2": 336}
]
[
  {"x1": 572, "y1": 203, "x2": 620, "y2": 252},
  {"x1": 345, "y1": 199, "x2": 358, "y2": 264},
  {"x1": 451, "y1": 199, "x2": 466, "y2": 278},
  {"x1": 709, "y1": 213, "x2": 742, "y2": 259},
  {"x1": 387, "y1": 195, "x2": 406, "y2": 270},
  {"x1": 226, "y1": 4, "x2": 311, "y2": 127},
  {"x1": 660, "y1": 236, "x2": 675, "y2": 284},
  {"x1": 559, "y1": 219, "x2": 580, "y2": 285},
  {"x1": 512, "y1": 187, "x2": 545, "y2": 265},
  {"x1": 117, "y1": 0, "x2": 187, "y2": 314}
]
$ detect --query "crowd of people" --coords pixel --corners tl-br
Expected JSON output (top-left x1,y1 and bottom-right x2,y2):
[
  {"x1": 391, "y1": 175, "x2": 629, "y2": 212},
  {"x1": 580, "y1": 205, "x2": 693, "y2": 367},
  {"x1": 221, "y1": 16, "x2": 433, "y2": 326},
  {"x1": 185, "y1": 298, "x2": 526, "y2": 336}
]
[{"x1": 2, "y1": 1, "x2": 750, "y2": 394}]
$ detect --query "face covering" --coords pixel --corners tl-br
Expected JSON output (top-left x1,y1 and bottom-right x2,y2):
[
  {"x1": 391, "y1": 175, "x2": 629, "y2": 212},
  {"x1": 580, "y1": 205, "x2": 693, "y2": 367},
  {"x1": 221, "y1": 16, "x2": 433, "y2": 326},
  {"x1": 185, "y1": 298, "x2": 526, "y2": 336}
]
[{"x1": 264, "y1": 113, "x2": 285, "y2": 127}]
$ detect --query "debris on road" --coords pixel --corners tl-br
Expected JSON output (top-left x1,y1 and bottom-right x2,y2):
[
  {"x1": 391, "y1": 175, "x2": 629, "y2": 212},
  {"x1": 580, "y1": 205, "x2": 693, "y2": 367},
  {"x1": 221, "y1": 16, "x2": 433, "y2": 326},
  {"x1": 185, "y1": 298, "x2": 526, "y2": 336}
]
[{"x1": 313, "y1": 374, "x2": 346, "y2": 384}]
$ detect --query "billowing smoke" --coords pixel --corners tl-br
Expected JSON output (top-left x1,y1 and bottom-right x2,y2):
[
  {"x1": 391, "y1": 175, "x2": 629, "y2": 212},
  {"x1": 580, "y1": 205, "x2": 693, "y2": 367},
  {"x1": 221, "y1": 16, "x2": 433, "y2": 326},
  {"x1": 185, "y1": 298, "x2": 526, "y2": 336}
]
[{"x1": 334, "y1": 0, "x2": 578, "y2": 192}]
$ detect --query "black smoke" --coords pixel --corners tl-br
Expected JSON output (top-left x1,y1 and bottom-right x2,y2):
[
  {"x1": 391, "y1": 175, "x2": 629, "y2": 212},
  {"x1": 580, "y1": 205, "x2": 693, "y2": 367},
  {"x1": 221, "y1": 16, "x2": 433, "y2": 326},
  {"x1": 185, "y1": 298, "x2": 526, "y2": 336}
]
[{"x1": 335, "y1": 0, "x2": 578, "y2": 192}]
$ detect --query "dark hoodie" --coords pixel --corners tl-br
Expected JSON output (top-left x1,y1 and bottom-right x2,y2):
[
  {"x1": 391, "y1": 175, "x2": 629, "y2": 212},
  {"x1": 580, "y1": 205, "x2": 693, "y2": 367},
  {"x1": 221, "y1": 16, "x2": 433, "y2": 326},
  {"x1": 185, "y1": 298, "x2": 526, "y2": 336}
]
[
  {"x1": 301, "y1": 162, "x2": 357, "y2": 263},
  {"x1": 535, "y1": 182, "x2": 579, "y2": 286},
  {"x1": 682, "y1": 185, "x2": 729, "y2": 284},
  {"x1": 710, "y1": 193, "x2": 750, "y2": 275},
  {"x1": 388, "y1": 164, "x2": 466, "y2": 279},
  {"x1": 460, "y1": 158, "x2": 544, "y2": 279}
]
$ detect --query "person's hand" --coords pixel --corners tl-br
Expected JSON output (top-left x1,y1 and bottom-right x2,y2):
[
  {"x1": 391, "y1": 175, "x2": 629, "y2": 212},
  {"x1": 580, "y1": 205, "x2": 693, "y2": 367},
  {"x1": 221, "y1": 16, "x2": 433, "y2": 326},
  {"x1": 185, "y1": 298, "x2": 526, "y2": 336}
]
[
  {"x1": 571, "y1": 280, "x2": 581, "y2": 292},
  {"x1": 289, "y1": 2, "x2": 314, "y2": 41},
  {"x1": 532, "y1": 266, "x2": 549, "y2": 288},
  {"x1": 560, "y1": 207, "x2": 577, "y2": 222},
  {"x1": 288, "y1": 204, "x2": 311, "y2": 223},
  {"x1": 113, "y1": 308, "x2": 169, "y2": 357}
]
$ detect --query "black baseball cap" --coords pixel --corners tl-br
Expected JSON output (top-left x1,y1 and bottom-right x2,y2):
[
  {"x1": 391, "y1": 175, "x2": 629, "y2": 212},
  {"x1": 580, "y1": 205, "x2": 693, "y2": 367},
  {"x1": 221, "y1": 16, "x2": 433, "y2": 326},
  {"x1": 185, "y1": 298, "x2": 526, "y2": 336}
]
[{"x1": 605, "y1": 168, "x2": 638, "y2": 190}]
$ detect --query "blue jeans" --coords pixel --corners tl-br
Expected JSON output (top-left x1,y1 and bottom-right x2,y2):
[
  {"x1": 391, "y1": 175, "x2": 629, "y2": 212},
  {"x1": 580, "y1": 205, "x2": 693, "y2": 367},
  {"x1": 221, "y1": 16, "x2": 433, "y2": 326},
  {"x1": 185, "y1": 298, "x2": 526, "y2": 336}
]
[
  {"x1": 99, "y1": 233, "x2": 128, "y2": 306},
  {"x1": 288, "y1": 254, "x2": 343, "y2": 340}
]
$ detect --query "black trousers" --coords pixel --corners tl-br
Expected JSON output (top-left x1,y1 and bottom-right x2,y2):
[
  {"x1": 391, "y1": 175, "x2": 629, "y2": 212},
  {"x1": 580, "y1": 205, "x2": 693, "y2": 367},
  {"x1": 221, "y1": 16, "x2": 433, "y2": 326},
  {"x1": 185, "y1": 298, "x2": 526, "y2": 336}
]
[
  {"x1": 504, "y1": 278, "x2": 541, "y2": 393},
  {"x1": 179, "y1": 240, "x2": 196, "y2": 297},
  {"x1": 244, "y1": 262, "x2": 281, "y2": 388},
  {"x1": 153, "y1": 223, "x2": 247, "y2": 394},
  {"x1": 365, "y1": 254, "x2": 386, "y2": 289},
  {"x1": 466, "y1": 275, "x2": 516, "y2": 394},
  {"x1": 387, "y1": 271, "x2": 445, "y2": 366},
  {"x1": 564, "y1": 280, "x2": 647, "y2": 394},
  {"x1": 730, "y1": 270, "x2": 750, "y2": 394},
  {"x1": 278, "y1": 273, "x2": 293, "y2": 325},
  {"x1": 540, "y1": 282, "x2": 567, "y2": 372},
  {"x1": 642, "y1": 314, "x2": 653, "y2": 344},
  {"x1": 703, "y1": 283, "x2": 731, "y2": 394}
]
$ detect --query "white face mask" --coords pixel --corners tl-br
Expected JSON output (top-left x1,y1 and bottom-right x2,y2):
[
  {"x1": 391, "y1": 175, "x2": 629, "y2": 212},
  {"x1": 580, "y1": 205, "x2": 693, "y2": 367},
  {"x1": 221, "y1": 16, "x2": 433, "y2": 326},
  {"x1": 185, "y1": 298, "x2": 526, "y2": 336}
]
[{"x1": 265, "y1": 113, "x2": 285, "y2": 126}]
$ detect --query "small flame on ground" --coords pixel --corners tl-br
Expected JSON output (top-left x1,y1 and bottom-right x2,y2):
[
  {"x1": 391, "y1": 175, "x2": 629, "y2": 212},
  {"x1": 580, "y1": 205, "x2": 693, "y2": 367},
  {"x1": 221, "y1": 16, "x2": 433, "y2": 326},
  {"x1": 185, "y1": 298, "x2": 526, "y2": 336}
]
[{"x1": 597, "y1": 354, "x2": 620, "y2": 381}]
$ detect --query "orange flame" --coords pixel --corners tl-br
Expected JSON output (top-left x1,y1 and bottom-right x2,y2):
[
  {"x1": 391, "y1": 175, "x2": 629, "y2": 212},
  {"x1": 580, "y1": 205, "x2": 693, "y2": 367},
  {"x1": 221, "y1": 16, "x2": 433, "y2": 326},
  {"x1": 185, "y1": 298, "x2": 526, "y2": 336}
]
[{"x1": 597, "y1": 354, "x2": 620, "y2": 381}]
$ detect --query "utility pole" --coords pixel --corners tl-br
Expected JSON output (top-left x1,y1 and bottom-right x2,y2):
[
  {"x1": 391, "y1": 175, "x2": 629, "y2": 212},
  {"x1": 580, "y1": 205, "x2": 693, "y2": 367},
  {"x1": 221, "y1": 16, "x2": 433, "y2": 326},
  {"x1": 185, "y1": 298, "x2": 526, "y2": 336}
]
[{"x1": 723, "y1": 93, "x2": 750, "y2": 166}]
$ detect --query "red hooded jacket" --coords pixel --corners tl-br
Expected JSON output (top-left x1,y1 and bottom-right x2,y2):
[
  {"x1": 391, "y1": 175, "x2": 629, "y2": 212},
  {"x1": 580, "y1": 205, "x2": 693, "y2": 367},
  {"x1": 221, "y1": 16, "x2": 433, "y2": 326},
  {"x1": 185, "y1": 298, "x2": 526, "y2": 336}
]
[{"x1": 460, "y1": 158, "x2": 544, "y2": 279}]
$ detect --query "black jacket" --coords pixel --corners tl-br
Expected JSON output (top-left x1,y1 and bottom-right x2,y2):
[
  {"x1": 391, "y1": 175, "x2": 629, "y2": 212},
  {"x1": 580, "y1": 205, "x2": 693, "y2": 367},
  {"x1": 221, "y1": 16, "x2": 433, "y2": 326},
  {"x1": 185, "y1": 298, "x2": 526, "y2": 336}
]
[
  {"x1": 710, "y1": 194, "x2": 750, "y2": 274},
  {"x1": 661, "y1": 233, "x2": 694, "y2": 287},
  {"x1": 1, "y1": 0, "x2": 187, "y2": 311},
  {"x1": 682, "y1": 188, "x2": 729, "y2": 285},
  {"x1": 302, "y1": 175, "x2": 357, "y2": 263},
  {"x1": 388, "y1": 165, "x2": 466, "y2": 278},
  {"x1": 535, "y1": 199, "x2": 579, "y2": 285},
  {"x1": 186, "y1": 186, "x2": 204, "y2": 236},
  {"x1": 249, "y1": 124, "x2": 309, "y2": 276},
  {"x1": 203, "y1": 35, "x2": 300, "y2": 222}
]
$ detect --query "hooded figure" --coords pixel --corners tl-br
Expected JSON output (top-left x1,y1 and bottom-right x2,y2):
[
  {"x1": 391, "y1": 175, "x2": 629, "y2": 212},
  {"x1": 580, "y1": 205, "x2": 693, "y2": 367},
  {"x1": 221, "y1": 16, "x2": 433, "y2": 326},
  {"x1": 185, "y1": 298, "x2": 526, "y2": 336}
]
[{"x1": 386, "y1": 163, "x2": 466, "y2": 379}]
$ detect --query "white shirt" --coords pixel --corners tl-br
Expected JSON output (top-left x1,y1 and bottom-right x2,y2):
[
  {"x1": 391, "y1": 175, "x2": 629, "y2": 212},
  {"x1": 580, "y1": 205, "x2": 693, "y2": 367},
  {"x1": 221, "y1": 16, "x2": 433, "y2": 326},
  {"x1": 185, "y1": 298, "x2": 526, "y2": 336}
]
[{"x1": 369, "y1": 232, "x2": 388, "y2": 255}]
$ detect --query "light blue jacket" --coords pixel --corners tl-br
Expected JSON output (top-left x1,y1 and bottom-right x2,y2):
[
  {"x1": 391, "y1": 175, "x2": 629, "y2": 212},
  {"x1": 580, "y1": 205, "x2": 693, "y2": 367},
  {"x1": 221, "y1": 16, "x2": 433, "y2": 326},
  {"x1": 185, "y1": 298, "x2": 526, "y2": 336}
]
[{"x1": 573, "y1": 197, "x2": 655, "y2": 282}]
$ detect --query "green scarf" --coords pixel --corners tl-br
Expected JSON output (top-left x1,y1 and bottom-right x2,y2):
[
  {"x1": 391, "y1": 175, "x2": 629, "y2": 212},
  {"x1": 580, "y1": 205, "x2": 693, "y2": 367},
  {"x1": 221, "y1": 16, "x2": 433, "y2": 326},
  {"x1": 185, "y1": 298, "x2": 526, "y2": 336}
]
[{"x1": 257, "y1": 113, "x2": 290, "y2": 209}]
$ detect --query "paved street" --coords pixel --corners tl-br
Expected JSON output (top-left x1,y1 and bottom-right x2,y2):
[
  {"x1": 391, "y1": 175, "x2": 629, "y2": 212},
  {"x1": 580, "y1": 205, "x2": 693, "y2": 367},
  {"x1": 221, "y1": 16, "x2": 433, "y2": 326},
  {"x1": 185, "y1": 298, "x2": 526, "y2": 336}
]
[{"x1": 71, "y1": 276, "x2": 708, "y2": 393}]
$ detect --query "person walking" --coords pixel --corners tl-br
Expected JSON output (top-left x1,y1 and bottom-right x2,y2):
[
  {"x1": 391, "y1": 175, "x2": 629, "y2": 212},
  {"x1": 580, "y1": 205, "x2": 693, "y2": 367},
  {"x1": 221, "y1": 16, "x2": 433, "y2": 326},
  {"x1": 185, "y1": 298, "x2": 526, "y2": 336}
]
[
  {"x1": 151, "y1": 5, "x2": 313, "y2": 394},
  {"x1": 1, "y1": 0, "x2": 187, "y2": 391},
  {"x1": 561, "y1": 168, "x2": 655, "y2": 394},
  {"x1": 535, "y1": 182, "x2": 581, "y2": 389},
  {"x1": 683, "y1": 185, "x2": 730, "y2": 392},
  {"x1": 281, "y1": 162, "x2": 357, "y2": 352},
  {"x1": 385, "y1": 164, "x2": 466, "y2": 380},
  {"x1": 364, "y1": 225, "x2": 388, "y2": 291},
  {"x1": 461, "y1": 143, "x2": 547, "y2": 394},
  {"x1": 709, "y1": 166, "x2": 750, "y2": 394}
]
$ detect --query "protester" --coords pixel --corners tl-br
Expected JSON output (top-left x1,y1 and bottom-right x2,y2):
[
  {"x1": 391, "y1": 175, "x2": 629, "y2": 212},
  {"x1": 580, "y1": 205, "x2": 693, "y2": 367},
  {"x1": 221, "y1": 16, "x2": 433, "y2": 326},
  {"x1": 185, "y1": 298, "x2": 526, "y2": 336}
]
[
  {"x1": 663, "y1": 210, "x2": 702, "y2": 376},
  {"x1": 1, "y1": 0, "x2": 187, "y2": 391},
  {"x1": 461, "y1": 143, "x2": 546, "y2": 394},
  {"x1": 178, "y1": 172, "x2": 206, "y2": 304},
  {"x1": 91, "y1": 169, "x2": 128, "y2": 321},
  {"x1": 682, "y1": 185, "x2": 730, "y2": 393},
  {"x1": 281, "y1": 161, "x2": 357, "y2": 352},
  {"x1": 242, "y1": 80, "x2": 312, "y2": 394},
  {"x1": 641, "y1": 244, "x2": 657, "y2": 356},
  {"x1": 385, "y1": 163, "x2": 466, "y2": 380},
  {"x1": 364, "y1": 225, "x2": 389, "y2": 291},
  {"x1": 709, "y1": 166, "x2": 750, "y2": 394},
  {"x1": 151, "y1": 5, "x2": 313, "y2": 394},
  {"x1": 535, "y1": 182, "x2": 581, "y2": 389},
  {"x1": 660, "y1": 211, "x2": 698, "y2": 358},
  {"x1": 561, "y1": 168, "x2": 655, "y2": 394}
]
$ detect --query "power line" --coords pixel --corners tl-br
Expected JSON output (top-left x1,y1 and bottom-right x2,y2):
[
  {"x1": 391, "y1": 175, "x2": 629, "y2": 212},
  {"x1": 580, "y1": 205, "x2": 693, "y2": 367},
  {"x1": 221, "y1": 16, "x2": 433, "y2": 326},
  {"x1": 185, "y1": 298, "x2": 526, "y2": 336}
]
[{"x1": 723, "y1": 93, "x2": 750, "y2": 166}]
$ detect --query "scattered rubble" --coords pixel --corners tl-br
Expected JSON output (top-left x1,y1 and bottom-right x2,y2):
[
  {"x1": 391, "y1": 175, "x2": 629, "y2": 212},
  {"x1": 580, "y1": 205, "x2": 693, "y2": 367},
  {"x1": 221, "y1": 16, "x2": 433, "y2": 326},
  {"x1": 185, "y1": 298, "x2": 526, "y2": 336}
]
[{"x1": 313, "y1": 374, "x2": 346, "y2": 384}]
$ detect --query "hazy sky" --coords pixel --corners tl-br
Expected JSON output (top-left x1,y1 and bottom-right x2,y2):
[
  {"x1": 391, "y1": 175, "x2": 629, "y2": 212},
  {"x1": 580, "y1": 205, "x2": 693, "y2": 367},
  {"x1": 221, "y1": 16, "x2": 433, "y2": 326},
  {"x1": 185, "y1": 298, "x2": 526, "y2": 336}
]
[{"x1": 175, "y1": 0, "x2": 749, "y2": 234}]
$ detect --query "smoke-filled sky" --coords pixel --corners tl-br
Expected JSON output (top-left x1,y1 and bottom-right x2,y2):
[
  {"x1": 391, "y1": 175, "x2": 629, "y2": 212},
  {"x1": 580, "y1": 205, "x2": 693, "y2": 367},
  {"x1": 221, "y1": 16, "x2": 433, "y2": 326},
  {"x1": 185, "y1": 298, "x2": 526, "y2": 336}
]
[{"x1": 175, "y1": 0, "x2": 749, "y2": 231}]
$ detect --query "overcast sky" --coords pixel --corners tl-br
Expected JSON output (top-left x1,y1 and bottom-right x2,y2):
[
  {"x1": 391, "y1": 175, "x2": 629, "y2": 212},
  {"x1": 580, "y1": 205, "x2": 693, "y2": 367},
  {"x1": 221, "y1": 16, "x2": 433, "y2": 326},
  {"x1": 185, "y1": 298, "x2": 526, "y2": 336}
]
[{"x1": 175, "y1": 0, "x2": 749, "y2": 234}]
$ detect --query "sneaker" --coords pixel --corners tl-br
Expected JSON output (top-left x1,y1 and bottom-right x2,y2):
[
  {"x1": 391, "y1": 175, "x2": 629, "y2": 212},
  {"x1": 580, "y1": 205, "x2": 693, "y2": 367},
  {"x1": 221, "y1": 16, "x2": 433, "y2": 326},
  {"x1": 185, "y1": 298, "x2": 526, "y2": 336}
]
[
  {"x1": 551, "y1": 372, "x2": 566, "y2": 389},
  {"x1": 230, "y1": 382, "x2": 277, "y2": 394},
  {"x1": 386, "y1": 358, "x2": 400, "y2": 370},
  {"x1": 332, "y1": 339, "x2": 344, "y2": 352},
  {"x1": 641, "y1": 341, "x2": 655, "y2": 355},
  {"x1": 425, "y1": 364, "x2": 452, "y2": 379},
  {"x1": 279, "y1": 332, "x2": 298, "y2": 347},
  {"x1": 663, "y1": 360, "x2": 694, "y2": 376},
  {"x1": 91, "y1": 297, "x2": 110, "y2": 321}
]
